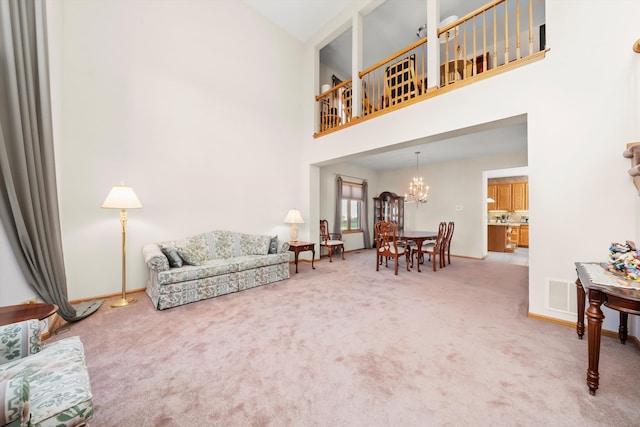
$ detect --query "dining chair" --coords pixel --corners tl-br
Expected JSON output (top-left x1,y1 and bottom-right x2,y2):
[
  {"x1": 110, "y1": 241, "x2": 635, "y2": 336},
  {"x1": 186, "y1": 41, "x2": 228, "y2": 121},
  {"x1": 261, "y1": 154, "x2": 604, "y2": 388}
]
[
  {"x1": 441, "y1": 221, "x2": 455, "y2": 267},
  {"x1": 319, "y1": 219, "x2": 345, "y2": 262},
  {"x1": 341, "y1": 82, "x2": 374, "y2": 121},
  {"x1": 384, "y1": 54, "x2": 421, "y2": 106},
  {"x1": 374, "y1": 221, "x2": 409, "y2": 275},
  {"x1": 410, "y1": 222, "x2": 447, "y2": 272}
]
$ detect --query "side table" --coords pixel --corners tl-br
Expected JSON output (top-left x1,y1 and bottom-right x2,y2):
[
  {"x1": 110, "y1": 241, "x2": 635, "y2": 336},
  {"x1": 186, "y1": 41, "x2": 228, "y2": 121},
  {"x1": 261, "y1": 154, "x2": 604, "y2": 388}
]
[
  {"x1": 0, "y1": 303, "x2": 58, "y2": 326},
  {"x1": 288, "y1": 241, "x2": 316, "y2": 273}
]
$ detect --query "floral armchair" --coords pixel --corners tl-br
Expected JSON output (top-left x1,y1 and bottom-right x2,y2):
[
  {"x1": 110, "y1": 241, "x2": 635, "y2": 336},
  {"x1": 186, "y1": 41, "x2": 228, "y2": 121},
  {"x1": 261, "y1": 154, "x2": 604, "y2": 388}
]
[{"x1": 0, "y1": 320, "x2": 93, "y2": 426}]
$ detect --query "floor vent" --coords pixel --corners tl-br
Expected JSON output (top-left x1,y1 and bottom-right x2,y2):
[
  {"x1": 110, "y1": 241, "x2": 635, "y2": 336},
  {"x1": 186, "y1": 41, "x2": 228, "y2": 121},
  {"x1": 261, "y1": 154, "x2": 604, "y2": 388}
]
[{"x1": 547, "y1": 278, "x2": 577, "y2": 314}]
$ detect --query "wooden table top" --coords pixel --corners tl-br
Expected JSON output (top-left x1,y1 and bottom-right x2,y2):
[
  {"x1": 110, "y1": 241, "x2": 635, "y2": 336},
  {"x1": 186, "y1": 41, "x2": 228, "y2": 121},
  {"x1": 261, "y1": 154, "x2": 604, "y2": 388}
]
[{"x1": 0, "y1": 303, "x2": 58, "y2": 326}]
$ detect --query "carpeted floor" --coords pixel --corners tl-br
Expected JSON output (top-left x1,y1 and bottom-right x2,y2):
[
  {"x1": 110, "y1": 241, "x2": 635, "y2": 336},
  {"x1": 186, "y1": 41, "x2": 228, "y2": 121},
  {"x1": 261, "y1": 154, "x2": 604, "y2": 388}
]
[{"x1": 53, "y1": 250, "x2": 640, "y2": 426}]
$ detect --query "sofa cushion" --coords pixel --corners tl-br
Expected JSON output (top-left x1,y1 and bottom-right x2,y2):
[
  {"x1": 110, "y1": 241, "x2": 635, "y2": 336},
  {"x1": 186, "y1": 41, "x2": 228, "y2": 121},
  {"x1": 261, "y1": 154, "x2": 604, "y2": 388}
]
[
  {"x1": 177, "y1": 234, "x2": 209, "y2": 266},
  {"x1": 239, "y1": 234, "x2": 271, "y2": 256},
  {"x1": 235, "y1": 254, "x2": 290, "y2": 271},
  {"x1": 161, "y1": 246, "x2": 183, "y2": 268},
  {"x1": 0, "y1": 320, "x2": 42, "y2": 364},
  {"x1": 157, "y1": 259, "x2": 239, "y2": 286},
  {"x1": 210, "y1": 230, "x2": 236, "y2": 259},
  {"x1": 268, "y1": 236, "x2": 279, "y2": 254}
]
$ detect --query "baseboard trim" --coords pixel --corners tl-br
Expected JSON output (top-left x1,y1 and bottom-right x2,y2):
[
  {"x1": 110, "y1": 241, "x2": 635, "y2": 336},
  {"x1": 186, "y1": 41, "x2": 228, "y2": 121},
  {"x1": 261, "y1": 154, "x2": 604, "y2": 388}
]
[{"x1": 528, "y1": 312, "x2": 640, "y2": 351}]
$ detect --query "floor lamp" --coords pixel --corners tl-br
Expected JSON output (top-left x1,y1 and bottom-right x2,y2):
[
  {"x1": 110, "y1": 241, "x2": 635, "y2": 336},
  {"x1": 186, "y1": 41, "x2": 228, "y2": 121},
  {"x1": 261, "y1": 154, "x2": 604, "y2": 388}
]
[{"x1": 102, "y1": 184, "x2": 142, "y2": 307}]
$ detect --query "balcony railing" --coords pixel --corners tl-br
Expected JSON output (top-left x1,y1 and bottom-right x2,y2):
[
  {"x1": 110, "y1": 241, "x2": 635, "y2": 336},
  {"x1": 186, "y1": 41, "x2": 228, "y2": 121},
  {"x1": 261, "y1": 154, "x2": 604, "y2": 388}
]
[{"x1": 315, "y1": 0, "x2": 546, "y2": 137}]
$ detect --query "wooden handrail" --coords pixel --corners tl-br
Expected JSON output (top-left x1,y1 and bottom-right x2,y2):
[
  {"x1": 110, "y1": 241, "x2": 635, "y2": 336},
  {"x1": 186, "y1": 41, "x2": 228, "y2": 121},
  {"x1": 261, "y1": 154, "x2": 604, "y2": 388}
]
[{"x1": 359, "y1": 38, "x2": 427, "y2": 78}]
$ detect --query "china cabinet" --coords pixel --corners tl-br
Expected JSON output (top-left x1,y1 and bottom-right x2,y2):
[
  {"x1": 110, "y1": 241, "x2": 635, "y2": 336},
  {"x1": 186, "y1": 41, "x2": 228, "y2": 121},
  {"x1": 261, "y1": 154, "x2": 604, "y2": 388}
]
[{"x1": 373, "y1": 191, "x2": 404, "y2": 231}]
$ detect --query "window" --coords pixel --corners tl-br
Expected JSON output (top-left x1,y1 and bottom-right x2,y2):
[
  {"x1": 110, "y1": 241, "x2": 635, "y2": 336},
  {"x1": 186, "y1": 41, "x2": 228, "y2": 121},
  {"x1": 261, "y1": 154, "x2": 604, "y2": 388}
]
[{"x1": 341, "y1": 181, "x2": 363, "y2": 232}]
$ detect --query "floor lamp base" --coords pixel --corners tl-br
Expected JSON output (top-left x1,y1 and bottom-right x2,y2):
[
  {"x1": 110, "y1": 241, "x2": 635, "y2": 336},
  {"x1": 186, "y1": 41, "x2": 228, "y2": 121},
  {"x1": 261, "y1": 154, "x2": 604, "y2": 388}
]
[{"x1": 110, "y1": 297, "x2": 136, "y2": 308}]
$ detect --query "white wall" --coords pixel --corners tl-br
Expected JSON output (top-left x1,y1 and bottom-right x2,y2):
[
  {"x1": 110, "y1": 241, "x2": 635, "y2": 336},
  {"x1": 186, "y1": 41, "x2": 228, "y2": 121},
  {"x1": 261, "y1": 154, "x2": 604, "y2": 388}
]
[
  {"x1": 302, "y1": 0, "x2": 640, "y2": 335},
  {"x1": 38, "y1": 0, "x2": 304, "y2": 301}
]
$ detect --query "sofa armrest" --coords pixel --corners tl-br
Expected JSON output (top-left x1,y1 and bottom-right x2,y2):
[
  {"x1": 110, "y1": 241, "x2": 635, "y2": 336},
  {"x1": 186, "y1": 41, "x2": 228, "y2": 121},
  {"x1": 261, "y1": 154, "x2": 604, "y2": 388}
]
[
  {"x1": 279, "y1": 241, "x2": 290, "y2": 253},
  {"x1": 0, "y1": 375, "x2": 30, "y2": 426},
  {"x1": 0, "y1": 320, "x2": 42, "y2": 364},
  {"x1": 142, "y1": 243, "x2": 169, "y2": 272}
]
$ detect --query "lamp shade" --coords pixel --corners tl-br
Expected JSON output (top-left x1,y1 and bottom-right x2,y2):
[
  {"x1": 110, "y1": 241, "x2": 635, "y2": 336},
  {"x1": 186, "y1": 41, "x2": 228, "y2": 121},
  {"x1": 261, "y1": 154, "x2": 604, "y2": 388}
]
[
  {"x1": 102, "y1": 185, "x2": 142, "y2": 209},
  {"x1": 283, "y1": 209, "x2": 304, "y2": 224}
]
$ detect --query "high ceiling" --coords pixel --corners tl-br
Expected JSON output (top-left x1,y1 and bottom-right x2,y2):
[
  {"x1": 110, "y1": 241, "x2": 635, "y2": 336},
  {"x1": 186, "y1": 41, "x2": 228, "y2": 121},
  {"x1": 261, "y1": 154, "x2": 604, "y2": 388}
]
[{"x1": 242, "y1": 0, "x2": 535, "y2": 172}]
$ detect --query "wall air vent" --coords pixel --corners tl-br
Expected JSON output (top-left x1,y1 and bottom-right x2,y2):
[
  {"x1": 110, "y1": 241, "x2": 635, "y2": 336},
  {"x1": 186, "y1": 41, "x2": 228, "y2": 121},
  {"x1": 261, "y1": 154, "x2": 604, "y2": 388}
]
[{"x1": 546, "y1": 278, "x2": 577, "y2": 314}]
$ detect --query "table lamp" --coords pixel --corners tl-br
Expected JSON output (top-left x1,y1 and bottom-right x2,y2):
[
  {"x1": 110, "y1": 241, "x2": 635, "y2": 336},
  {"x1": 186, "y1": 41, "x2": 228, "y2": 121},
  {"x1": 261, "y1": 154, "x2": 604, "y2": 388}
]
[
  {"x1": 284, "y1": 209, "x2": 304, "y2": 242},
  {"x1": 102, "y1": 184, "x2": 142, "y2": 307}
]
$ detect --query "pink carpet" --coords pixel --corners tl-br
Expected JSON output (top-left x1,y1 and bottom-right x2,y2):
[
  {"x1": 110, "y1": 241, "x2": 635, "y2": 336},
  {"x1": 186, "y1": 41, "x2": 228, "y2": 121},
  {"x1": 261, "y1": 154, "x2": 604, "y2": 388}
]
[{"x1": 52, "y1": 250, "x2": 640, "y2": 426}]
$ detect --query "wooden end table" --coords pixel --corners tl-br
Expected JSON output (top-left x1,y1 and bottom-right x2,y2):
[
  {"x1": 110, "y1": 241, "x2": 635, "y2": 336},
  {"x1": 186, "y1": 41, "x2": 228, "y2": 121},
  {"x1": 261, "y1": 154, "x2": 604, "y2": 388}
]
[
  {"x1": 0, "y1": 303, "x2": 58, "y2": 326},
  {"x1": 288, "y1": 241, "x2": 315, "y2": 273}
]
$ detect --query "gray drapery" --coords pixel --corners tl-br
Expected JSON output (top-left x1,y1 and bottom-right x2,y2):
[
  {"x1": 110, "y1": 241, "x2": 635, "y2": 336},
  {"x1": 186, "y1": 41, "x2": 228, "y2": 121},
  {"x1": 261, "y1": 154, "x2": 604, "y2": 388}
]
[
  {"x1": 362, "y1": 181, "x2": 371, "y2": 249},
  {"x1": 0, "y1": 0, "x2": 96, "y2": 321},
  {"x1": 334, "y1": 175, "x2": 343, "y2": 236},
  {"x1": 335, "y1": 175, "x2": 372, "y2": 248}
]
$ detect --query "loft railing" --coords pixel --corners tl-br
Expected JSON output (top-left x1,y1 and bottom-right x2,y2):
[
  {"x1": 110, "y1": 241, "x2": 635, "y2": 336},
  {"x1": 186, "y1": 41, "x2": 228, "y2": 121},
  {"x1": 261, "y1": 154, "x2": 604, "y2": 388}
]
[{"x1": 315, "y1": 0, "x2": 546, "y2": 137}]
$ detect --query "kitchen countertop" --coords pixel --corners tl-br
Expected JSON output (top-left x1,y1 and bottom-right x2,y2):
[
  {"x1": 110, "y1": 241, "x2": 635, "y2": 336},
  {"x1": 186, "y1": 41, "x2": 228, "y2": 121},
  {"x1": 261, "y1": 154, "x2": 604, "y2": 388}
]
[{"x1": 487, "y1": 222, "x2": 528, "y2": 226}]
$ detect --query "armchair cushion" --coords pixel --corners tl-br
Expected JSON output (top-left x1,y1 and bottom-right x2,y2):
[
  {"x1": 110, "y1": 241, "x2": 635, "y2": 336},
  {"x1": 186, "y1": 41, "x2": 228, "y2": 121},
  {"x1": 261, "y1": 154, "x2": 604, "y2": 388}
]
[
  {"x1": 0, "y1": 375, "x2": 29, "y2": 426},
  {"x1": 0, "y1": 320, "x2": 41, "y2": 364}
]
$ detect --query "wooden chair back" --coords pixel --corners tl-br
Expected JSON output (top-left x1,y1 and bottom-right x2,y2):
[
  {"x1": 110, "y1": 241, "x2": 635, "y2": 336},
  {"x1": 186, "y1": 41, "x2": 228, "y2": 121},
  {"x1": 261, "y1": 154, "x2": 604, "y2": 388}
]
[
  {"x1": 385, "y1": 55, "x2": 420, "y2": 106},
  {"x1": 319, "y1": 219, "x2": 345, "y2": 262},
  {"x1": 441, "y1": 221, "x2": 455, "y2": 267},
  {"x1": 374, "y1": 221, "x2": 409, "y2": 275}
]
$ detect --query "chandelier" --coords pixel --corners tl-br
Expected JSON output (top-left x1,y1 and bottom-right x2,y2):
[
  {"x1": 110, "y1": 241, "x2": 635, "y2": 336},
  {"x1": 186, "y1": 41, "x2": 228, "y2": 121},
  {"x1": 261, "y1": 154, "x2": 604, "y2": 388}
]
[{"x1": 406, "y1": 151, "x2": 429, "y2": 206}]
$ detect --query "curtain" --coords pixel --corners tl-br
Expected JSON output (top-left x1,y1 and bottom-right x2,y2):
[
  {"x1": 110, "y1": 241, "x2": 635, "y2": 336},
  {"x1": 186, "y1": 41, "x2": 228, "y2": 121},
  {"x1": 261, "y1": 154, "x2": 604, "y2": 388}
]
[
  {"x1": 362, "y1": 181, "x2": 371, "y2": 249},
  {"x1": 0, "y1": 0, "x2": 95, "y2": 321},
  {"x1": 334, "y1": 175, "x2": 343, "y2": 236}
]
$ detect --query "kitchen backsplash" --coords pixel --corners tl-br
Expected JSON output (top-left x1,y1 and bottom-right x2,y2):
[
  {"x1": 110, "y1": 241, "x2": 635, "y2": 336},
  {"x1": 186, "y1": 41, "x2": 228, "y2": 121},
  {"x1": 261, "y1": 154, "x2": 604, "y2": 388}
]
[{"x1": 488, "y1": 210, "x2": 529, "y2": 223}]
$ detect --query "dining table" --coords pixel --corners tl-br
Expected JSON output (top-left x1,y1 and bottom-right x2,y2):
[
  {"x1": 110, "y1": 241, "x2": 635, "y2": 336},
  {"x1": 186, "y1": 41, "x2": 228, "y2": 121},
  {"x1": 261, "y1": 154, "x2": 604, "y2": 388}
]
[{"x1": 398, "y1": 230, "x2": 438, "y2": 272}]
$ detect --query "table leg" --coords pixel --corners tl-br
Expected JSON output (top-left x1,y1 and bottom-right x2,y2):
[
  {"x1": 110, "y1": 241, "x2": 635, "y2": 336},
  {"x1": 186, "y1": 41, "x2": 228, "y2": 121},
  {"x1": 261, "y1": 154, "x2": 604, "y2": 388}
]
[
  {"x1": 576, "y1": 278, "x2": 585, "y2": 339},
  {"x1": 294, "y1": 249, "x2": 299, "y2": 274},
  {"x1": 619, "y1": 312, "x2": 628, "y2": 344},
  {"x1": 311, "y1": 248, "x2": 316, "y2": 269},
  {"x1": 585, "y1": 289, "x2": 605, "y2": 396},
  {"x1": 416, "y1": 238, "x2": 422, "y2": 272}
]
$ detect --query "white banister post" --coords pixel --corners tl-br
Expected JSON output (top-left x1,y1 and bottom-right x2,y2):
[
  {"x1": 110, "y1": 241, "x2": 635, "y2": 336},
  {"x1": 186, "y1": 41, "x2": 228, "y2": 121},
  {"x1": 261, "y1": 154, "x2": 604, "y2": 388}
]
[
  {"x1": 426, "y1": 0, "x2": 440, "y2": 90},
  {"x1": 353, "y1": 11, "x2": 363, "y2": 118}
]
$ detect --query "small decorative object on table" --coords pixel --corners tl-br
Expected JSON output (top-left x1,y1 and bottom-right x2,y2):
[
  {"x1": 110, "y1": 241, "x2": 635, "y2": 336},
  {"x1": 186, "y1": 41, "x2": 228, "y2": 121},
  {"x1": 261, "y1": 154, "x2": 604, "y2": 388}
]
[{"x1": 605, "y1": 240, "x2": 640, "y2": 287}]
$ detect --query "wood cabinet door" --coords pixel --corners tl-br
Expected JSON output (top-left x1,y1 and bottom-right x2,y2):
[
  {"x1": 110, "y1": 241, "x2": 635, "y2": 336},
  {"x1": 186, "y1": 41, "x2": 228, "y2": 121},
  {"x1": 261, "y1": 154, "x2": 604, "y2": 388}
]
[
  {"x1": 520, "y1": 225, "x2": 529, "y2": 247},
  {"x1": 511, "y1": 182, "x2": 527, "y2": 211},
  {"x1": 487, "y1": 184, "x2": 497, "y2": 210},
  {"x1": 496, "y1": 184, "x2": 512, "y2": 210}
]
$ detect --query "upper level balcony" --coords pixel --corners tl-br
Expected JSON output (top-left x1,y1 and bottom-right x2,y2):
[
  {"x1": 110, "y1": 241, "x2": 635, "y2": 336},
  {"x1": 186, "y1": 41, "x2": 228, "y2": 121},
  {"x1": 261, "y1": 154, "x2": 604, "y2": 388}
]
[{"x1": 315, "y1": 0, "x2": 547, "y2": 137}]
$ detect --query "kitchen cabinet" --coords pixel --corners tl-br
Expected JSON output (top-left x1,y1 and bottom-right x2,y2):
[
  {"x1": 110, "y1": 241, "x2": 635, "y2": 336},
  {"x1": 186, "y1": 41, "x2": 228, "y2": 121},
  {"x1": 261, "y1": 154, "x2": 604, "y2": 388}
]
[
  {"x1": 488, "y1": 224, "x2": 519, "y2": 252},
  {"x1": 509, "y1": 227, "x2": 519, "y2": 246},
  {"x1": 488, "y1": 225, "x2": 506, "y2": 252},
  {"x1": 512, "y1": 182, "x2": 528, "y2": 211},
  {"x1": 519, "y1": 225, "x2": 529, "y2": 247},
  {"x1": 496, "y1": 184, "x2": 512, "y2": 211},
  {"x1": 488, "y1": 182, "x2": 528, "y2": 211},
  {"x1": 487, "y1": 184, "x2": 497, "y2": 210}
]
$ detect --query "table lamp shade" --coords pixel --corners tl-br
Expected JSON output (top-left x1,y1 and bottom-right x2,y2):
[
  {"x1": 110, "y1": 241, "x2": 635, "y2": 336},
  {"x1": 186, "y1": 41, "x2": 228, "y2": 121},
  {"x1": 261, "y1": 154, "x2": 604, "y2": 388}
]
[
  {"x1": 102, "y1": 185, "x2": 142, "y2": 209},
  {"x1": 283, "y1": 209, "x2": 304, "y2": 224},
  {"x1": 284, "y1": 209, "x2": 304, "y2": 242}
]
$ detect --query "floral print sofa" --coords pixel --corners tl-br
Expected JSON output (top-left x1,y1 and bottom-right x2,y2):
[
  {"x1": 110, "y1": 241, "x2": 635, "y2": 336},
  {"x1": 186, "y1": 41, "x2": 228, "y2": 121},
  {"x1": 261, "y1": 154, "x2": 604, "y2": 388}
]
[
  {"x1": 142, "y1": 230, "x2": 291, "y2": 310},
  {"x1": 0, "y1": 319, "x2": 93, "y2": 426}
]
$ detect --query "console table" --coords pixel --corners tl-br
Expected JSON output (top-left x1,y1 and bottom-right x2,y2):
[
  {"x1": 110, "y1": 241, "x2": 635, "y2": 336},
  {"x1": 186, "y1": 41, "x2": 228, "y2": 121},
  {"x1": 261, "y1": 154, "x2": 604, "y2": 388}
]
[
  {"x1": 288, "y1": 241, "x2": 315, "y2": 274},
  {"x1": 574, "y1": 262, "x2": 640, "y2": 395}
]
